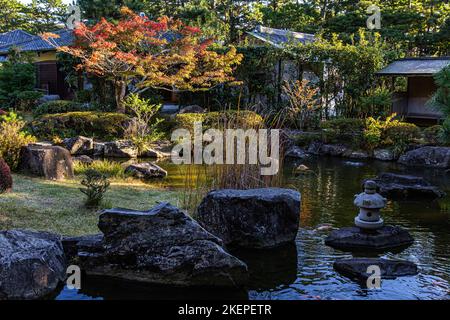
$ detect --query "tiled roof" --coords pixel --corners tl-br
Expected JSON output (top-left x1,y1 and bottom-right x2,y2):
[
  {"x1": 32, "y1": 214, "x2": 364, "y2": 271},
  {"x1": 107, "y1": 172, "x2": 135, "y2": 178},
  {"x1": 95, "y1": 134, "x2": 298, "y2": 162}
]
[
  {"x1": 377, "y1": 57, "x2": 450, "y2": 76},
  {"x1": 0, "y1": 30, "x2": 35, "y2": 48},
  {"x1": 0, "y1": 29, "x2": 74, "y2": 54},
  {"x1": 247, "y1": 25, "x2": 315, "y2": 48}
]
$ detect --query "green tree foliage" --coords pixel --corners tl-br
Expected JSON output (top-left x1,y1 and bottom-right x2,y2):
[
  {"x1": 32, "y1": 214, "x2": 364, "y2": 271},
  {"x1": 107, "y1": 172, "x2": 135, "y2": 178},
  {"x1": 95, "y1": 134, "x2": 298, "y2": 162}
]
[
  {"x1": 0, "y1": 0, "x2": 29, "y2": 32},
  {"x1": 0, "y1": 49, "x2": 36, "y2": 107},
  {"x1": 0, "y1": 0, "x2": 66, "y2": 33}
]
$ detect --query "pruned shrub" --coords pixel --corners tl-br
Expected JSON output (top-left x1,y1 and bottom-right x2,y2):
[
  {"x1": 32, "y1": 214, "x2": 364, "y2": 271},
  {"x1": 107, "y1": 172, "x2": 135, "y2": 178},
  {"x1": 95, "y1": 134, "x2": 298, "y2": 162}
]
[
  {"x1": 176, "y1": 110, "x2": 264, "y2": 133},
  {"x1": 0, "y1": 157, "x2": 13, "y2": 193},
  {"x1": 33, "y1": 100, "x2": 93, "y2": 116},
  {"x1": 79, "y1": 169, "x2": 110, "y2": 208},
  {"x1": 74, "y1": 90, "x2": 92, "y2": 103},
  {"x1": 16, "y1": 90, "x2": 43, "y2": 111},
  {"x1": 30, "y1": 111, "x2": 130, "y2": 140},
  {"x1": 423, "y1": 125, "x2": 443, "y2": 145},
  {"x1": 0, "y1": 112, "x2": 36, "y2": 170}
]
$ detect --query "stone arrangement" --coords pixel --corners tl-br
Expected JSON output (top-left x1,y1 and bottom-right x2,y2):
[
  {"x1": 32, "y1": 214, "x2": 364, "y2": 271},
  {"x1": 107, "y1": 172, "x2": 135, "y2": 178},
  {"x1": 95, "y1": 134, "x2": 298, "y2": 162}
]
[
  {"x1": 18, "y1": 144, "x2": 74, "y2": 180},
  {"x1": 196, "y1": 188, "x2": 301, "y2": 249},
  {"x1": 0, "y1": 230, "x2": 66, "y2": 299},
  {"x1": 371, "y1": 172, "x2": 445, "y2": 200},
  {"x1": 325, "y1": 180, "x2": 418, "y2": 285},
  {"x1": 63, "y1": 202, "x2": 248, "y2": 287}
]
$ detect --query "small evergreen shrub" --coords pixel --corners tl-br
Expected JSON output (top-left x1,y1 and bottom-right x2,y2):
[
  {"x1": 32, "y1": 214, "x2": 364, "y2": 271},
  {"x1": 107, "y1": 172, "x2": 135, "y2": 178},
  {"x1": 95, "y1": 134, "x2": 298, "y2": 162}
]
[
  {"x1": 33, "y1": 100, "x2": 93, "y2": 116},
  {"x1": 0, "y1": 157, "x2": 13, "y2": 193},
  {"x1": 31, "y1": 111, "x2": 130, "y2": 140},
  {"x1": 423, "y1": 125, "x2": 443, "y2": 145},
  {"x1": 79, "y1": 169, "x2": 110, "y2": 208}
]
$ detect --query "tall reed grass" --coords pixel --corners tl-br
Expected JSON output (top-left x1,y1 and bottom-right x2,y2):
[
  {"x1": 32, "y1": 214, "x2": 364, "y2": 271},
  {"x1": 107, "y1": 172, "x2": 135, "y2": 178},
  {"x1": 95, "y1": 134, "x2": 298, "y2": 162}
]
[{"x1": 179, "y1": 108, "x2": 286, "y2": 215}]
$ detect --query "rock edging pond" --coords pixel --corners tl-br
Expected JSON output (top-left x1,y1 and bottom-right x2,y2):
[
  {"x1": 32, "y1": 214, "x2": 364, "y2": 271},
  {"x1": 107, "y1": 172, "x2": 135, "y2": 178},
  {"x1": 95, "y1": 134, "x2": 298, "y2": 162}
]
[{"x1": 63, "y1": 202, "x2": 249, "y2": 287}]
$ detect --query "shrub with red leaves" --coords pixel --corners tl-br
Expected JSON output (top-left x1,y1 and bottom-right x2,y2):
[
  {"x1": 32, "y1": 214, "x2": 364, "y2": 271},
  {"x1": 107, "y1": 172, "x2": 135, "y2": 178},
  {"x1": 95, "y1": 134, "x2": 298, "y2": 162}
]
[
  {"x1": 0, "y1": 157, "x2": 12, "y2": 193},
  {"x1": 0, "y1": 109, "x2": 7, "y2": 116}
]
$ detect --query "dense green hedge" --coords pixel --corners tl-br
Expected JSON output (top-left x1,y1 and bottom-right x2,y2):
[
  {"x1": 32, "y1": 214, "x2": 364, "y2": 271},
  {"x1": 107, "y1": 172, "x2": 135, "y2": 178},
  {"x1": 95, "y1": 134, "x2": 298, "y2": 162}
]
[
  {"x1": 33, "y1": 100, "x2": 94, "y2": 116},
  {"x1": 294, "y1": 117, "x2": 424, "y2": 152},
  {"x1": 175, "y1": 110, "x2": 264, "y2": 132},
  {"x1": 31, "y1": 111, "x2": 130, "y2": 140}
]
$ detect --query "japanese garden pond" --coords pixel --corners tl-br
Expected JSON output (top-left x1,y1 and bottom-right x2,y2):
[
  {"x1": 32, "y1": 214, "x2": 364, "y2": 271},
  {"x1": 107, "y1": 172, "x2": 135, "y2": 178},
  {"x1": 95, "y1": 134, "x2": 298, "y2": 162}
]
[{"x1": 56, "y1": 157, "x2": 450, "y2": 300}]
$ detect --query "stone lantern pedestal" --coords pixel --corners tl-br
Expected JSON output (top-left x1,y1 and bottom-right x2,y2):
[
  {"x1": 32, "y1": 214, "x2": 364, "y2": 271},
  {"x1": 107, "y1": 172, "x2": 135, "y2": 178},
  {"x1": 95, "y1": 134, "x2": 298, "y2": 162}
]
[{"x1": 325, "y1": 180, "x2": 414, "y2": 251}]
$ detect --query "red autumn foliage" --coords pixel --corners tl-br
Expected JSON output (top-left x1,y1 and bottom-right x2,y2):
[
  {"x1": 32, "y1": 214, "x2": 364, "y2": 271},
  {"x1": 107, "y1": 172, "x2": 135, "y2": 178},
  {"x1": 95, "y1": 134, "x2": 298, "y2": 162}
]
[
  {"x1": 0, "y1": 157, "x2": 13, "y2": 193},
  {"x1": 42, "y1": 7, "x2": 243, "y2": 112}
]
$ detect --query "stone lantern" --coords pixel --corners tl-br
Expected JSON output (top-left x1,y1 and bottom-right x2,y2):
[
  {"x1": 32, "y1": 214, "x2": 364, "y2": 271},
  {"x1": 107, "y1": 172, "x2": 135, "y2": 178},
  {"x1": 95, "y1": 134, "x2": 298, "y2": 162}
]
[{"x1": 354, "y1": 180, "x2": 387, "y2": 230}]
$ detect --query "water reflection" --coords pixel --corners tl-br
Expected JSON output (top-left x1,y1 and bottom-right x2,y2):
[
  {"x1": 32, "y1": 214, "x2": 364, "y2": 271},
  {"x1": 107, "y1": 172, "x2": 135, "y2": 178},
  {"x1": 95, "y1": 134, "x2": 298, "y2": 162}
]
[{"x1": 56, "y1": 156, "x2": 450, "y2": 300}]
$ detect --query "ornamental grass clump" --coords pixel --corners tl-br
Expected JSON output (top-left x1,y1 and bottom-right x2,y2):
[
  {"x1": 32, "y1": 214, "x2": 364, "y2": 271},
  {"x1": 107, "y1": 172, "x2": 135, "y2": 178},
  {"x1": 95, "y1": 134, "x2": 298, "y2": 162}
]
[
  {"x1": 80, "y1": 169, "x2": 110, "y2": 208},
  {"x1": 0, "y1": 157, "x2": 12, "y2": 193}
]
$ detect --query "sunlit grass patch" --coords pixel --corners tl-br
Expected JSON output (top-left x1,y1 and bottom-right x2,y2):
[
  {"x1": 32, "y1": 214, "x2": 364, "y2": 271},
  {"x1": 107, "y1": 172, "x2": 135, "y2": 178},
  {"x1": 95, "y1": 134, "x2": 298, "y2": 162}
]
[{"x1": 0, "y1": 174, "x2": 180, "y2": 236}]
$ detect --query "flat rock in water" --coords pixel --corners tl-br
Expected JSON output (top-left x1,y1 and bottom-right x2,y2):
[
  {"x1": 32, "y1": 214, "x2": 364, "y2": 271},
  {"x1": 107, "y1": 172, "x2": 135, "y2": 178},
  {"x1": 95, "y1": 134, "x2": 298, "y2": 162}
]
[
  {"x1": 325, "y1": 226, "x2": 414, "y2": 251},
  {"x1": 285, "y1": 146, "x2": 309, "y2": 159},
  {"x1": 398, "y1": 146, "x2": 450, "y2": 168},
  {"x1": 371, "y1": 172, "x2": 445, "y2": 200},
  {"x1": 334, "y1": 258, "x2": 418, "y2": 281},
  {"x1": 18, "y1": 144, "x2": 74, "y2": 180},
  {"x1": 0, "y1": 229, "x2": 66, "y2": 300},
  {"x1": 63, "y1": 202, "x2": 248, "y2": 287},
  {"x1": 196, "y1": 188, "x2": 301, "y2": 249}
]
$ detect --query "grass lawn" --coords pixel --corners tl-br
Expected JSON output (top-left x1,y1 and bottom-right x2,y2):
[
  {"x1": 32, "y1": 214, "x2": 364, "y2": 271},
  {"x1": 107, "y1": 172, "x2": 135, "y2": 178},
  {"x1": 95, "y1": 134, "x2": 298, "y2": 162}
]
[{"x1": 0, "y1": 174, "x2": 181, "y2": 236}]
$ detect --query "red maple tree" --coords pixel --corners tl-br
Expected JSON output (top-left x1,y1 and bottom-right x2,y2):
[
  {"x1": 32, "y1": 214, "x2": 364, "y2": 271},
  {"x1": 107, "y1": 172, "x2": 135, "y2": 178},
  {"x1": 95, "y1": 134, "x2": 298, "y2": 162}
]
[{"x1": 43, "y1": 7, "x2": 243, "y2": 112}]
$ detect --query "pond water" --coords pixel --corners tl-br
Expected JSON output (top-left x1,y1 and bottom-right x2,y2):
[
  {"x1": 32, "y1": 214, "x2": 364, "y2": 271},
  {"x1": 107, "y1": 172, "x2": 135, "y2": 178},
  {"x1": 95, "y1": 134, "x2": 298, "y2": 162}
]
[{"x1": 56, "y1": 157, "x2": 450, "y2": 300}]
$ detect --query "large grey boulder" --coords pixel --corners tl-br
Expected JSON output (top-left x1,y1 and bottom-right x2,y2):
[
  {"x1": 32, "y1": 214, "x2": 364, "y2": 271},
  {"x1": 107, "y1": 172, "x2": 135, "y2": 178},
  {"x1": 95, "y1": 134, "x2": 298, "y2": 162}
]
[
  {"x1": 325, "y1": 226, "x2": 414, "y2": 251},
  {"x1": 334, "y1": 258, "x2": 418, "y2": 282},
  {"x1": 372, "y1": 173, "x2": 445, "y2": 200},
  {"x1": 104, "y1": 140, "x2": 138, "y2": 158},
  {"x1": 0, "y1": 229, "x2": 66, "y2": 300},
  {"x1": 63, "y1": 203, "x2": 248, "y2": 287},
  {"x1": 398, "y1": 146, "x2": 450, "y2": 168},
  {"x1": 196, "y1": 188, "x2": 301, "y2": 249},
  {"x1": 62, "y1": 136, "x2": 94, "y2": 155},
  {"x1": 373, "y1": 149, "x2": 396, "y2": 161},
  {"x1": 18, "y1": 144, "x2": 74, "y2": 180},
  {"x1": 124, "y1": 162, "x2": 167, "y2": 179}
]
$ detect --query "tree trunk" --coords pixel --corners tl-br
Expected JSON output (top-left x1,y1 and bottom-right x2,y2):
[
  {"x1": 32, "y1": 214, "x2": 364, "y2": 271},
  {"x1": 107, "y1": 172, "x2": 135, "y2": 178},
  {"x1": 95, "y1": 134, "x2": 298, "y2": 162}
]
[{"x1": 114, "y1": 80, "x2": 127, "y2": 113}]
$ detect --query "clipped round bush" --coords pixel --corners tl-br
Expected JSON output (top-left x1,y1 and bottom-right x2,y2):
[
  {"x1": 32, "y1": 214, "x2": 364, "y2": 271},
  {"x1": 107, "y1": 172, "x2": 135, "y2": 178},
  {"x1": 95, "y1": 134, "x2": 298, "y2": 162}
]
[
  {"x1": 33, "y1": 100, "x2": 93, "y2": 116},
  {"x1": 0, "y1": 157, "x2": 13, "y2": 193},
  {"x1": 383, "y1": 122, "x2": 421, "y2": 145},
  {"x1": 30, "y1": 111, "x2": 130, "y2": 140}
]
